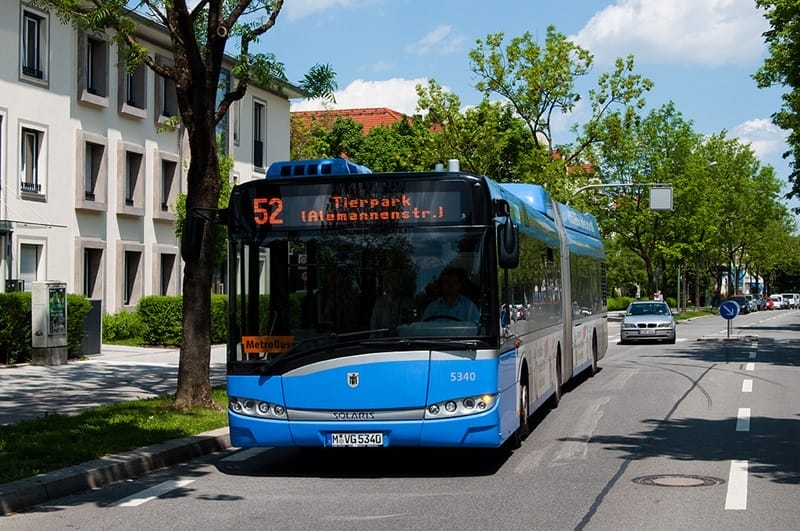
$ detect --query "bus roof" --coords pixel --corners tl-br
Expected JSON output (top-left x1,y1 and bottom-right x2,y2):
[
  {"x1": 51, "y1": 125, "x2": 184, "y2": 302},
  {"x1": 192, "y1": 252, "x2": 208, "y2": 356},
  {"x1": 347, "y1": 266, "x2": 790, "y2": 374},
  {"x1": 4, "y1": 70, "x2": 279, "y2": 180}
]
[{"x1": 266, "y1": 159, "x2": 372, "y2": 178}]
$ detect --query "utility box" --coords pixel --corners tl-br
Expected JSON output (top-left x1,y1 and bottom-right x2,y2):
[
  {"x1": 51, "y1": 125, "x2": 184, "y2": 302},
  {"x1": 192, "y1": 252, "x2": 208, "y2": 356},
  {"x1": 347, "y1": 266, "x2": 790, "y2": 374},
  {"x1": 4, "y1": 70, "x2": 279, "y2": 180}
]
[{"x1": 31, "y1": 281, "x2": 68, "y2": 365}]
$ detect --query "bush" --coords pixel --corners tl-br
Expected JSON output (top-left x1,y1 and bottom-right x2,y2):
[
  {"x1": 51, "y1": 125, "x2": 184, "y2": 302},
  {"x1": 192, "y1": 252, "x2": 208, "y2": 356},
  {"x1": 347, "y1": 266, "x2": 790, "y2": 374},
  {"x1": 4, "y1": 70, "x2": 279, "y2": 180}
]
[
  {"x1": 138, "y1": 296, "x2": 183, "y2": 346},
  {"x1": 210, "y1": 294, "x2": 227, "y2": 344},
  {"x1": 0, "y1": 292, "x2": 32, "y2": 364},
  {"x1": 102, "y1": 310, "x2": 146, "y2": 343},
  {"x1": 607, "y1": 296, "x2": 635, "y2": 311},
  {"x1": 67, "y1": 294, "x2": 92, "y2": 357}
]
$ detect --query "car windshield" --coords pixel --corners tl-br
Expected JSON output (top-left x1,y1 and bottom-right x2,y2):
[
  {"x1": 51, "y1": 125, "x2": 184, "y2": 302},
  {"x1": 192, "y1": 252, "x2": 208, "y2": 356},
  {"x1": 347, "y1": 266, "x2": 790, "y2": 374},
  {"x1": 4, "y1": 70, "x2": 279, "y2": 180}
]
[{"x1": 628, "y1": 303, "x2": 668, "y2": 316}]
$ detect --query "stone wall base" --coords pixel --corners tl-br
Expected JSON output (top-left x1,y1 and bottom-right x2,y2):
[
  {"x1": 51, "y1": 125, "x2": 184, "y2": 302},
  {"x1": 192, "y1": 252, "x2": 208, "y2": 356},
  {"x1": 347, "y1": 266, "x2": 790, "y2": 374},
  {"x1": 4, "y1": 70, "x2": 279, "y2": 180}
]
[{"x1": 31, "y1": 346, "x2": 68, "y2": 366}]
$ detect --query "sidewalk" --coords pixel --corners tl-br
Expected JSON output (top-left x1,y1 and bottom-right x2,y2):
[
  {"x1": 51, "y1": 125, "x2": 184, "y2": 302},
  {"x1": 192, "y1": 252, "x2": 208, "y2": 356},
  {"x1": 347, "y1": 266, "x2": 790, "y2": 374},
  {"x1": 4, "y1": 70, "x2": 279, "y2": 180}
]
[{"x1": 0, "y1": 344, "x2": 232, "y2": 515}]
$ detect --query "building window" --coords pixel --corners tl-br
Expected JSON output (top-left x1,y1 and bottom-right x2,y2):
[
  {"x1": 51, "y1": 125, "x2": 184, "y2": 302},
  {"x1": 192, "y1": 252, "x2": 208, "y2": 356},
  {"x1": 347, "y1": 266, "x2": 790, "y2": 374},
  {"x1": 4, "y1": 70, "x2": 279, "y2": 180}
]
[
  {"x1": 19, "y1": 243, "x2": 41, "y2": 289},
  {"x1": 21, "y1": 8, "x2": 48, "y2": 82},
  {"x1": 83, "y1": 248, "x2": 103, "y2": 298},
  {"x1": 125, "y1": 151, "x2": 142, "y2": 207},
  {"x1": 160, "y1": 253, "x2": 176, "y2": 295},
  {"x1": 125, "y1": 63, "x2": 146, "y2": 108},
  {"x1": 123, "y1": 250, "x2": 142, "y2": 306},
  {"x1": 159, "y1": 75, "x2": 178, "y2": 117},
  {"x1": 232, "y1": 99, "x2": 240, "y2": 145},
  {"x1": 118, "y1": 45, "x2": 147, "y2": 118},
  {"x1": 84, "y1": 141, "x2": 104, "y2": 201},
  {"x1": 21, "y1": 127, "x2": 43, "y2": 194},
  {"x1": 0, "y1": 114, "x2": 4, "y2": 191},
  {"x1": 118, "y1": 143, "x2": 144, "y2": 214},
  {"x1": 253, "y1": 100, "x2": 265, "y2": 168},
  {"x1": 86, "y1": 35, "x2": 108, "y2": 97},
  {"x1": 161, "y1": 158, "x2": 177, "y2": 212}
]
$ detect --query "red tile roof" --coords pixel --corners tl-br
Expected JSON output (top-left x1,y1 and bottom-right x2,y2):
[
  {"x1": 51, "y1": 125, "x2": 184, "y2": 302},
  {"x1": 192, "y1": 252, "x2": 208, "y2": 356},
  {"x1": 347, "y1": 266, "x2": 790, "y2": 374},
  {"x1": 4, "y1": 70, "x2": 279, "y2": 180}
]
[{"x1": 292, "y1": 107, "x2": 407, "y2": 135}]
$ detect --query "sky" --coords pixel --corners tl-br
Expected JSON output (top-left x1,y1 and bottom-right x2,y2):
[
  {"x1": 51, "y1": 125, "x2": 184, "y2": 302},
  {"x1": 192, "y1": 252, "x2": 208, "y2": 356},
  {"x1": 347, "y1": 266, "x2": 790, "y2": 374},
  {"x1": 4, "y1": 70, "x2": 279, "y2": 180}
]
[{"x1": 256, "y1": 0, "x2": 794, "y2": 213}]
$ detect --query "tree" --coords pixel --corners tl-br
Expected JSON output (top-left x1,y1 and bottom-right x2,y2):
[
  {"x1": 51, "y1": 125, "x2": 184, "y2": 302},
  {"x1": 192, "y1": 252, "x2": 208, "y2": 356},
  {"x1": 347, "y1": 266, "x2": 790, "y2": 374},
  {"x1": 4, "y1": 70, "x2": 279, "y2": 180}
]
[
  {"x1": 415, "y1": 80, "x2": 533, "y2": 178},
  {"x1": 754, "y1": 0, "x2": 800, "y2": 204},
  {"x1": 36, "y1": 0, "x2": 336, "y2": 408},
  {"x1": 587, "y1": 103, "x2": 701, "y2": 297},
  {"x1": 468, "y1": 27, "x2": 653, "y2": 198}
]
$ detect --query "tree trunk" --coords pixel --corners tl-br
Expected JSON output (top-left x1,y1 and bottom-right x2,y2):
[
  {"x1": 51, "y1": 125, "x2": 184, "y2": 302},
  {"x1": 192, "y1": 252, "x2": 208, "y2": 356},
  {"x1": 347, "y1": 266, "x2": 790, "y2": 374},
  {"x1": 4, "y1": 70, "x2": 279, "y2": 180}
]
[{"x1": 175, "y1": 123, "x2": 220, "y2": 409}]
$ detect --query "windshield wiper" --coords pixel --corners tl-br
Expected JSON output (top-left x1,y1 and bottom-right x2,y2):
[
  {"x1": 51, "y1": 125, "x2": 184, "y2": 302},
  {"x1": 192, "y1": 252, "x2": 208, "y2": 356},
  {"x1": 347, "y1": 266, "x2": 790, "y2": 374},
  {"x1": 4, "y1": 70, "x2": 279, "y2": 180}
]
[
  {"x1": 361, "y1": 337, "x2": 489, "y2": 350},
  {"x1": 254, "y1": 329, "x2": 391, "y2": 373}
]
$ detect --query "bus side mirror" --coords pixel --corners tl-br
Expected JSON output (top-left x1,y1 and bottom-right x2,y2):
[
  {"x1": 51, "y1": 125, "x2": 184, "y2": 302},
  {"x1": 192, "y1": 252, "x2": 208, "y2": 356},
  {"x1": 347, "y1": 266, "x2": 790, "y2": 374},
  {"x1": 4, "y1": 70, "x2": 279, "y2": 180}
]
[
  {"x1": 497, "y1": 217, "x2": 519, "y2": 269},
  {"x1": 180, "y1": 207, "x2": 228, "y2": 263},
  {"x1": 181, "y1": 211, "x2": 206, "y2": 263}
]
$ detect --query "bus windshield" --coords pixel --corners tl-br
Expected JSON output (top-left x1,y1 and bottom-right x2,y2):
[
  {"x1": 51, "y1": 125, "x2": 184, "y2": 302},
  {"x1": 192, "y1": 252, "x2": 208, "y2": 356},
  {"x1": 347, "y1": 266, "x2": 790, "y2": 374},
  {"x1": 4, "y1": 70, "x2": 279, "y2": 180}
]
[{"x1": 229, "y1": 226, "x2": 492, "y2": 362}]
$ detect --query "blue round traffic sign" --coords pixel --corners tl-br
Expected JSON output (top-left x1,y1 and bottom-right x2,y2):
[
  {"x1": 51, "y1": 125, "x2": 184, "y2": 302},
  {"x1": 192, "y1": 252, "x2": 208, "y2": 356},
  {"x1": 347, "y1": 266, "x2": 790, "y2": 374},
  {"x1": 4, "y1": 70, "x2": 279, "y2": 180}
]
[{"x1": 719, "y1": 300, "x2": 739, "y2": 320}]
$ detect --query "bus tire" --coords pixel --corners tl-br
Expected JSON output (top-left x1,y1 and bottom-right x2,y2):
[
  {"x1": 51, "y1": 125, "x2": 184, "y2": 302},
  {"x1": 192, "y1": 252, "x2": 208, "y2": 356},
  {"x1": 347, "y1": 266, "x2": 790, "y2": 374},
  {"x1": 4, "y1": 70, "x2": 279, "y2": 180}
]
[
  {"x1": 590, "y1": 332, "x2": 599, "y2": 376},
  {"x1": 511, "y1": 377, "x2": 530, "y2": 449},
  {"x1": 550, "y1": 350, "x2": 562, "y2": 408}
]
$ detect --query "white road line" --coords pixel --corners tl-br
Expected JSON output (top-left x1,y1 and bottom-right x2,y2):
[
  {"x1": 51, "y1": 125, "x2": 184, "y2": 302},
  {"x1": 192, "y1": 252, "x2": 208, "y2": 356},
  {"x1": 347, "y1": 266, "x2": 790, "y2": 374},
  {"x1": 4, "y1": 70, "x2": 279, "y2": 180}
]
[
  {"x1": 745, "y1": 362, "x2": 755, "y2": 371},
  {"x1": 736, "y1": 408, "x2": 751, "y2": 432},
  {"x1": 725, "y1": 460, "x2": 749, "y2": 510},
  {"x1": 112, "y1": 479, "x2": 194, "y2": 507},
  {"x1": 221, "y1": 447, "x2": 265, "y2": 462},
  {"x1": 741, "y1": 379, "x2": 753, "y2": 393}
]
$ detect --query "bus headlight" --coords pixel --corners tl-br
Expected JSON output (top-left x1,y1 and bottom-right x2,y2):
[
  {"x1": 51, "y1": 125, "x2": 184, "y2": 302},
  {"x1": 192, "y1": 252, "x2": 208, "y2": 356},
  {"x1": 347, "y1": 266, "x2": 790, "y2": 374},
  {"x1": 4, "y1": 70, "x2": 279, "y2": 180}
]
[
  {"x1": 229, "y1": 396, "x2": 287, "y2": 419},
  {"x1": 424, "y1": 394, "x2": 497, "y2": 419}
]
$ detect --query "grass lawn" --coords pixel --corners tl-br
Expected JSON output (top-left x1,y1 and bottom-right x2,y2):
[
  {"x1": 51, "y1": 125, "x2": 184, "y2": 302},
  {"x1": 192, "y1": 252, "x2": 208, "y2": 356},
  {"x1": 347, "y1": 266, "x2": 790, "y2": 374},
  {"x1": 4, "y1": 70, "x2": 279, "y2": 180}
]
[{"x1": 0, "y1": 387, "x2": 228, "y2": 485}]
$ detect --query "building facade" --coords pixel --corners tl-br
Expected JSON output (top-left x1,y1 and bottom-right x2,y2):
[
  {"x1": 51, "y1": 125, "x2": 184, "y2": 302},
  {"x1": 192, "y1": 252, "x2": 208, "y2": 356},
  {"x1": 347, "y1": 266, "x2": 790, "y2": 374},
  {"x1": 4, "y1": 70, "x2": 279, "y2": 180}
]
[{"x1": 0, "y1": 2, "x2": 300, "y2": 313}]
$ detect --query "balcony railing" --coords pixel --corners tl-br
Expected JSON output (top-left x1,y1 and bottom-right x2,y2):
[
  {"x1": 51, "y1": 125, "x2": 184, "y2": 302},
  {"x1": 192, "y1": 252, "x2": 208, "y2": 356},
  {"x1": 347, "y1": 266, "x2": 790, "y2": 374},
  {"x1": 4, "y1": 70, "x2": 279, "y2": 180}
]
[
  {"x1": 20, "y1": 181, "x2": 42, "y2": 194},
  {"x1": 22, "y1": 66, "x2": 43, "y2": 79}
]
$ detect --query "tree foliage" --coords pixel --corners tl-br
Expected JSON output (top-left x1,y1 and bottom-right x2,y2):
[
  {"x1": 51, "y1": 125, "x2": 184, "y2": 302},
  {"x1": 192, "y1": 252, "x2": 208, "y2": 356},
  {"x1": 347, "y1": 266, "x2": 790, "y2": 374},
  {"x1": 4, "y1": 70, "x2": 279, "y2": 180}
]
[{"x1": 754, "y1": 0, "x2": 800, "y2": 204}]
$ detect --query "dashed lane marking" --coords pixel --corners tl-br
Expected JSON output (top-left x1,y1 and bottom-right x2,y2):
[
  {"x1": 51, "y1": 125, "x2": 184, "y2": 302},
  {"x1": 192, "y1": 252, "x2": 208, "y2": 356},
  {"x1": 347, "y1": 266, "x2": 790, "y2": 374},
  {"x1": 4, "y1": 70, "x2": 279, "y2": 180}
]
[{"x1": 111, "y1": 479, "x2": 194, "y2": 507}]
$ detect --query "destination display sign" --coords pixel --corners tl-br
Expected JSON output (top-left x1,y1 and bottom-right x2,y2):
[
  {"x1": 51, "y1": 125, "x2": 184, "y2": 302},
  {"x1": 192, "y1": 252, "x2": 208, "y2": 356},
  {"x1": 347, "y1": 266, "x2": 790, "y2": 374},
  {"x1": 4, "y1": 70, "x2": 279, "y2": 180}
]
[{"x1": 231, "y1": 179, "x2": 472, "y2": 231}]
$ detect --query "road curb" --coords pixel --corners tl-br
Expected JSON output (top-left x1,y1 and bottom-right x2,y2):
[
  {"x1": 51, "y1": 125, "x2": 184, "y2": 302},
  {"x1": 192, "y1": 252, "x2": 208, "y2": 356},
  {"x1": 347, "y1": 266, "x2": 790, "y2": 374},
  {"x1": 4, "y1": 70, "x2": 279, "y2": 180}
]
[{"x1": 0, "y1": 427, "x2": 231, "y2": 516}]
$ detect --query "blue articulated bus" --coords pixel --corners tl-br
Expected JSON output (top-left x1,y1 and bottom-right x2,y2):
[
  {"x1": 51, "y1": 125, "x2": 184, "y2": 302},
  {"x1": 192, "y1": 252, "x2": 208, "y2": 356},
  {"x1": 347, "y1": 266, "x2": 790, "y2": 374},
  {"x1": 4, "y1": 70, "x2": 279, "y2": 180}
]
[{"x1": 223, "y1": 159, "x2": 607, "y2": 448}]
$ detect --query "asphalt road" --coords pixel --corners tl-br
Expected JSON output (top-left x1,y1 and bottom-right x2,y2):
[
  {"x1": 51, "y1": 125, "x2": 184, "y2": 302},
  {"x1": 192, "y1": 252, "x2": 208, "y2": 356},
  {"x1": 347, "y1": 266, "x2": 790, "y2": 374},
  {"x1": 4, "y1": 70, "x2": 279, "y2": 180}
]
[{"x1": 4, "y1": 310, "x2": 799, "y2": 529}]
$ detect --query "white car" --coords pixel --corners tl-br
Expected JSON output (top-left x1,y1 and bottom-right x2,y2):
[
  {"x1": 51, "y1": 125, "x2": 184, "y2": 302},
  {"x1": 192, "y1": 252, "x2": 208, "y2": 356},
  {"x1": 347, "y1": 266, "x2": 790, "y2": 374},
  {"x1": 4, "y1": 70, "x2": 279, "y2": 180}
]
[
  {"x1": 780, "y1": 293, "x2": 799, "y2": 309},
  {"x1": 770, "y1": 294, "x2": 787, "y2": 309}
]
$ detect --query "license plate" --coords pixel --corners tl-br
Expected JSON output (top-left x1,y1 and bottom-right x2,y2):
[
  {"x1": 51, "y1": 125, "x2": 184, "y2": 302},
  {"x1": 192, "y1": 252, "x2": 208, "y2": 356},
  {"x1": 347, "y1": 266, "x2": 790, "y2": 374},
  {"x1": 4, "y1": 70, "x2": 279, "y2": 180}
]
[
  {"x1": 639, "y1": 329, "x2": 654, "y2": 335},
  {"x1": 327, "y1": 432, "x2": 384, "y2": 447}
]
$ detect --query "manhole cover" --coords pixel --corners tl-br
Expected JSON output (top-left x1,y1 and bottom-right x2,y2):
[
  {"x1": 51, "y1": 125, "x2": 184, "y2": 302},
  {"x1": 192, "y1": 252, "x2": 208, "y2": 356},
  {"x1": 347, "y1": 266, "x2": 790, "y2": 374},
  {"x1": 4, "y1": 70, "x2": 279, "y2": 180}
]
[{"x1": 632, "y1": 474, "x2": 725, "y2": 487}]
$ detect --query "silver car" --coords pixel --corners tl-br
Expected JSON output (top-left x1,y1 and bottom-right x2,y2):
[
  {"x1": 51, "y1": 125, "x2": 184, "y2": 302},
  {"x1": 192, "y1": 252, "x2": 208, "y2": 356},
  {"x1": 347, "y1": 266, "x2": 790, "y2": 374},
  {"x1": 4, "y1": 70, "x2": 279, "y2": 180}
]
[{"x1": 620, "y1": 300, "x2": 676, "y2": 344}]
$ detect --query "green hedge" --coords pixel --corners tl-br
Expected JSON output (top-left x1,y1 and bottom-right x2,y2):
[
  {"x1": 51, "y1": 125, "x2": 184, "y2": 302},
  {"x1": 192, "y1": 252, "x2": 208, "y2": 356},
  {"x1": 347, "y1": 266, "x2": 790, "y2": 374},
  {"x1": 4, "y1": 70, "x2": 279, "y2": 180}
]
[
  {"x1": 134, "y1": 295, "x2": 228, "y2": 346},
  {"x1": 607, "y1": 296, "x2": 678, "y2": 311},
  {"x1": 0, "y1": 292, "x2": 32, "y2": 364},
  {"x1": 102, "y1": 310, "x2": 146, "y2": 343},
  {"x1": 104, "y1": 294, "x2": 307, "y2": 347},
  {"x1": 0, "y1": 292, "x2": 91, "y2": 364}
]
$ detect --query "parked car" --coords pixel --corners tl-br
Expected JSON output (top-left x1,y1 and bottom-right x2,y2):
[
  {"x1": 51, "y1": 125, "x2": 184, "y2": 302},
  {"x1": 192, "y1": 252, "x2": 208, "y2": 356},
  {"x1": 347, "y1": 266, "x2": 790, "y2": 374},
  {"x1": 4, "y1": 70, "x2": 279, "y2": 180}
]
[
  {"x1": 620, "y1": 300, "x2": 676, "y2": 344},
  {"x1": 744, "y1": 294, "x2": 758, "y2": 312},
  {"x1": 780, "y1": 293, "x2": 799, "y2": 309},
  {"x1": 728, "y1": 295, "x2": 751, "y2": 314},
  {"x1": 751, "y1": 294, "x2": 766, "y2": 311},
  {"x1": 765, "y1": 297, "x2": 775, "y2": 310},
  {"x1": 770, "y1": 294, "x2": 787, "y2": 309}
]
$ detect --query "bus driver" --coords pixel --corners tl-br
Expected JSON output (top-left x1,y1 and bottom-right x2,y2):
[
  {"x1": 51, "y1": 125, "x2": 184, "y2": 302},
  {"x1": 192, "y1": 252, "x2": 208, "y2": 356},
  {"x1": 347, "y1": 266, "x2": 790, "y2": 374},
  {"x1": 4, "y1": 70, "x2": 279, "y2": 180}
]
[{"x1": 422, "y1": 268, "x2": 480, "y2": 323}]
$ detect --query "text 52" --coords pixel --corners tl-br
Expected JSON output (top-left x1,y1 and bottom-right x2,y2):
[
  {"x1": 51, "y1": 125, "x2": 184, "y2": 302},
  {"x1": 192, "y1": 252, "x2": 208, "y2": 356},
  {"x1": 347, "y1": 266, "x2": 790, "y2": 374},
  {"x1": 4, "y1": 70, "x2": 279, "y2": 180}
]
[{"x1": 253, "y1": 197, "x2": 284, "y2": 225}]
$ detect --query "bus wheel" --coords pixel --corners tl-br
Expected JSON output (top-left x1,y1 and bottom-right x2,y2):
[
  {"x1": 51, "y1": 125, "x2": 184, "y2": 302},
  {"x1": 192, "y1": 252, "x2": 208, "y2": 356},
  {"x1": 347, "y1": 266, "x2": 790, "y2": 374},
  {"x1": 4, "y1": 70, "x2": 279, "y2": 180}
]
[
  {"x1": 590, "y1": 333, "x2": 599, "y2": 376},
  {"x1": 511, "y1": 379, "x2": 530, "y2": 449},
  {"x1": 550, "y1": 351, "x2": 562, "y2": 408}
]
